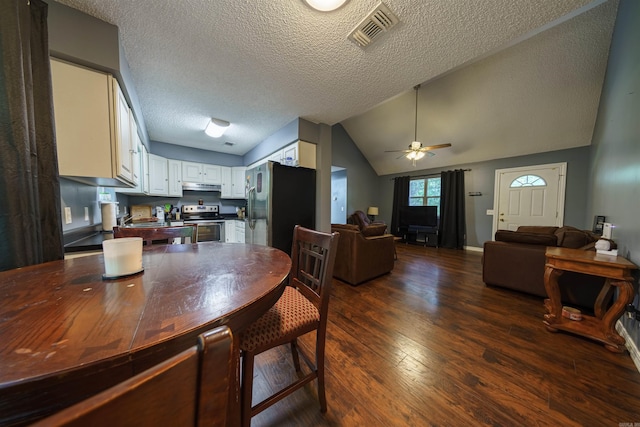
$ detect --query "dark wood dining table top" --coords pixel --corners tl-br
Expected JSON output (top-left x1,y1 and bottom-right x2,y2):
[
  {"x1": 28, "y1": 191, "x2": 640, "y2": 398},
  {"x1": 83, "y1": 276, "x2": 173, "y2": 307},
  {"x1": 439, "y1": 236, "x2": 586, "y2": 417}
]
[{"x1": 0, "y1": 242, "x2": 290, "y2": 425}]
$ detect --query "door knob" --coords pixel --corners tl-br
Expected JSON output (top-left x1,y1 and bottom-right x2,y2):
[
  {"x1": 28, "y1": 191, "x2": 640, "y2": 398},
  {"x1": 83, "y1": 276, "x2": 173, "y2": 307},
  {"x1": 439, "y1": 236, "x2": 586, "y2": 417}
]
[{"x1": 500, "y1": 219, "x2": 505, "y2": 222}]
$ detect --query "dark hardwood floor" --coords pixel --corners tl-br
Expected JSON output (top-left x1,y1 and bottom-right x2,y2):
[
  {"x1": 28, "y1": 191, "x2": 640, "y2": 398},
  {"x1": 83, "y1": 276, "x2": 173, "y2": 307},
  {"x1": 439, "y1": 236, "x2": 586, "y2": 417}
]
[{"x1": 249, "y1": 244, "x2": 640, "y2": 426}]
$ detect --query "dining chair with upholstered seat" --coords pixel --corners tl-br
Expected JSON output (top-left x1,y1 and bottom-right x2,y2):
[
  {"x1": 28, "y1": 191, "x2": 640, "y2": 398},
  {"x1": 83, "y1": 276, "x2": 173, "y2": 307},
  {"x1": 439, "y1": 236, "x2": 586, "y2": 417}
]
[
  {"x1": 239, "y1": 225, "x2": 339, "y2": 427},
  {"x1": 113, "y1": 224, "x2": 198, "y2": 246},
  {"x1": 32, "y1": 325, "x2": 234, "y2": 427}
]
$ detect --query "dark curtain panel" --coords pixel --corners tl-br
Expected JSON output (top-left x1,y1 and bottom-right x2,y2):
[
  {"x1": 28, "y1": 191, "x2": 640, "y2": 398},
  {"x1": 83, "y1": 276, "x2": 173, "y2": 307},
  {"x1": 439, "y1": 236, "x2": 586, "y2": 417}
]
[
  {"x1": 390, "y1": 176, "x2": 410, "y2": 236},
  {"x1": 0, "y1": 0, "x2": 63, "y2": 271},
  {"x1": 439, "y1": 170, "x2": 466, "y2": 249}
]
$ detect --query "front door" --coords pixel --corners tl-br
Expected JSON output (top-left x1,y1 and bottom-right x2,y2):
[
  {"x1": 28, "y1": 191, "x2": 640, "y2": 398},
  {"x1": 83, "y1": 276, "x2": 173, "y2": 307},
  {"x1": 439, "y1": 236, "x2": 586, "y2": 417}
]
[{"x1": 492, "y1": 163, "x2": 566, "y2": 237}]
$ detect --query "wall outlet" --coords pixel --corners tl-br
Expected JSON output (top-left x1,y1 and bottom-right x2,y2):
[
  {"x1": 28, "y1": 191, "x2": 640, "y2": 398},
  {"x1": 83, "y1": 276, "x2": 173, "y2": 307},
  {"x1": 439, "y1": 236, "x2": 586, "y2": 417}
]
[
  {"x1": 486, "y1": 209, "x2": 494, "y2": 215},
  {"x1": 64, "y1": 207, "x2": 72, "y2": 224},
  {"x1": 84, "y1": 207, "x2": 89, "y2": 221}
]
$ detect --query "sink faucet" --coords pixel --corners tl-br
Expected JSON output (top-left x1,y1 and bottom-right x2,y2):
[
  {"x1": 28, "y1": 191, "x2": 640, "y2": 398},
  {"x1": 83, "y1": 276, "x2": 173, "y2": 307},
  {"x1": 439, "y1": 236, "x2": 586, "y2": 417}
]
[{"x1": 119, "y1": 215, "x2": 134, "y2": 226}]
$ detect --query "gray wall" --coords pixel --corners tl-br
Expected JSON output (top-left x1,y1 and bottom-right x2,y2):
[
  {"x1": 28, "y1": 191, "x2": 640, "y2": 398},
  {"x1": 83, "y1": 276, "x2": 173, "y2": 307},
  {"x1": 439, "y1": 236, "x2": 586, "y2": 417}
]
[
  {"x1": 587, "y1": 0, "x2": 640, "y2": 349},
  {"x1": 377, "y1": 146, "x2": 592, "y2": 248},
  {"x1": 331, "y1": 124, "x2": 380, "y2": 216}
]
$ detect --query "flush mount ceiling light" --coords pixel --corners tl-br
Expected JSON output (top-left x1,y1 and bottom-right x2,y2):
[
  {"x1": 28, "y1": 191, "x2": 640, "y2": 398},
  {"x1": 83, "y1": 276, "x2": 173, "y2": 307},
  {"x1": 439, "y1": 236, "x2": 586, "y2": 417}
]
[
  {"x1": 303, "y1": 0, "x2": 348, "y2": 12},
  {"x1": 204, "y1": 118, "x2": 230, "y2": 138}
]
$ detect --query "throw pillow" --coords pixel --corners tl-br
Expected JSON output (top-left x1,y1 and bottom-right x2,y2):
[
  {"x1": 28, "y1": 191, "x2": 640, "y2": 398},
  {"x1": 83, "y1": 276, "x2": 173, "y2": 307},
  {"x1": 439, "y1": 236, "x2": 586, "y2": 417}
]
[
  {"x1": 495, "y1": 230, "x2": 557, "y2": 246},
  {"x1": 362, "y1": 224, "x2": 387, "y2": 237}
]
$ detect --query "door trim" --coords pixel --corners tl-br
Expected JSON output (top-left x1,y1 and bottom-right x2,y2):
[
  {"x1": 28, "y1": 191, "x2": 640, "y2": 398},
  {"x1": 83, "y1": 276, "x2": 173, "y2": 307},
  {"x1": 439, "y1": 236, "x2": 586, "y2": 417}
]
[{"x1": 491, "y1": 162, "x2": 567, "y2": 239}]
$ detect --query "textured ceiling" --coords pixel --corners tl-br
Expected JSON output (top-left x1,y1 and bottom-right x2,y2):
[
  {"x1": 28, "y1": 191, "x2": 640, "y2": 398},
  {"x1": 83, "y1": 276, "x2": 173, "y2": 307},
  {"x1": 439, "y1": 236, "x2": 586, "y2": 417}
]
[{"x1": 55, "y1": 0, "x2": 617, "y2": 175}]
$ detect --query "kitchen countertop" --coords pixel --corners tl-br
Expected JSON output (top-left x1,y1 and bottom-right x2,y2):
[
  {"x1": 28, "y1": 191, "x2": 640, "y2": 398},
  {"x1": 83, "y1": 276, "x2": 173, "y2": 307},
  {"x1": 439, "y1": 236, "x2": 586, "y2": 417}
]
[{"x1": 64, "y1": 217, "x2": 246, "y2": 253}]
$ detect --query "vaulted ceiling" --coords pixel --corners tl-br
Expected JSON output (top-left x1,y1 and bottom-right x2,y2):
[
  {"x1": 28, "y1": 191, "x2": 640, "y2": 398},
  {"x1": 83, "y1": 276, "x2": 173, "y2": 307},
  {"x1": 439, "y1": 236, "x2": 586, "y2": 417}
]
[{"x1": 55, "y1": 0, "x2": 618, "y2": 175}]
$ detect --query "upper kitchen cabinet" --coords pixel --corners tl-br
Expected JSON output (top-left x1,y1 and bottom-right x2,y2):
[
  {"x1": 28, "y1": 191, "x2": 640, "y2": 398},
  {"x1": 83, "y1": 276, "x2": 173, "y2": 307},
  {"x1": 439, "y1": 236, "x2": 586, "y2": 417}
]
[
  {"x1": 247, "y1": 140, "x2": 316, "y2": 170},
  {"x1": 167, "y1": 159, "x2": 183, "y2": 197},
  {"x1": 181, "y1": 161, "x2": 221, "y2": 185},
  {"x1": 220, "y1": 166, "x2": 245, "y2": 199},
  {"x1": 115, "y1": 128, "x2": 147, "y2": 195},
  {"x1": 148, "y1": 154, "x2": 168, "y2": 196},
  {"x1": 231, "y1": 166, "x2": 246, "y2": 198},
  {"x1": 50, "y1": 58, "x2": 138, "y2": 187}
]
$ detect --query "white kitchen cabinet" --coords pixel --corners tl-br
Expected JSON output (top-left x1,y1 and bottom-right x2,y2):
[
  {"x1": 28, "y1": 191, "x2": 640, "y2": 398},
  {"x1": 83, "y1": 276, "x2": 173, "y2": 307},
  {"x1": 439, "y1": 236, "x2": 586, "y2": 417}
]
[
  {"x1": 51, "y1": 58, "x2": 137, "y2": 187},
  {"x1": 231, "y1": 167, "x2": 246, "y2": 198},
  {"x1": 181, "y1": 162, "x2": 220, "y2": 184},
  {"x1": 142, "y1": 145, "x2": 150, "y2": 194},
  {"x1": 236, "y1": 220, "x2": 245, "y2": 243},
  {"x1": 115, "y1": 132, "x2": 146, "y2": 195},
  {"x1": 224, "y1": 220, "x2": 245, "y2": 243},
  {"x1": 220, "y1": 166, "x2": 246, "y2": 199},
  {"x1": 246, "y1": 140, "x2": 316, "y2": 171},
  {"x1": 203, "y1": 164, "x2": 221, "y2": 184},
  {"x1": 129, "y1": 118, "x2": 141, "y2": 185},
  {"x1": 220, "y1": 166, "x2": 232, "y2": 198},
  {"x1": 114, "y1": 84, "x2": 134, "y2": 183},
  {"x1": 167, "y1": 159, "x2": 183, "y2": 197},
  {"x1": 225, "y1": 220, "x2": 236, "y2": 243},
  {"x1": 284, "y1": 140, "x2": 316, "y2": 169},
  {"x1": 182, "y1": 161, "x2": 203, "y2": 183},
  {"x1": 148, "y1": 154, "x2": 168, "y2": 196}
]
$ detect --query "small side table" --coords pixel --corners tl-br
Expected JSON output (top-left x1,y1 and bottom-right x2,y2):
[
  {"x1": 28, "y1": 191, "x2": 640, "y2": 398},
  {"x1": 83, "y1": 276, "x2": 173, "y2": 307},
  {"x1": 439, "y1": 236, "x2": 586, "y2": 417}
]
[
  {"x1": 393, "y1": 236, "x2": 402, "y2": 260},
  {"x1": 543, "y1": 247, "x2": 637, "y2": 353}
]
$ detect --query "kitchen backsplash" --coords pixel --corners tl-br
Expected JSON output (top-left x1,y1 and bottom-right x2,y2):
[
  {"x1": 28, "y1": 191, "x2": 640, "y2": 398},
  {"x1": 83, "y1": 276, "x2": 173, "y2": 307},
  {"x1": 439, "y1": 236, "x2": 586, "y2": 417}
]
[{"x1": 60, "y1": 178, "x2": 246, "y2": 234}]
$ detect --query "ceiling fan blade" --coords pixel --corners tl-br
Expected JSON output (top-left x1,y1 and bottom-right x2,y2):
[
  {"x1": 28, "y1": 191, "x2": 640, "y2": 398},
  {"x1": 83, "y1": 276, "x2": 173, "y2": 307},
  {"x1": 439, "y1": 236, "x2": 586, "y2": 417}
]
[
  {"x1": 420, "y1": 143, "x2": 452, "y2": 151},
  {"x1": 396, "y1": 153, "x2": 408, "y2": 160},
  {"x1": 384, "y1": 149, "x2": 411, "y2": 153}
]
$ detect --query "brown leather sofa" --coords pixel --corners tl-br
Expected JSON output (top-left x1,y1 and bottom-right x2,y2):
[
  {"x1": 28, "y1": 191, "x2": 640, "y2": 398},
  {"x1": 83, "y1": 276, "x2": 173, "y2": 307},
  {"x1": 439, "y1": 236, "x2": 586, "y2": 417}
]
[
  {"x1": 482, "y1": 226, "x2": 609, "y2": 310},
  {"x1": 330, "y1": 223, "x2": 395, "y2": 285}
]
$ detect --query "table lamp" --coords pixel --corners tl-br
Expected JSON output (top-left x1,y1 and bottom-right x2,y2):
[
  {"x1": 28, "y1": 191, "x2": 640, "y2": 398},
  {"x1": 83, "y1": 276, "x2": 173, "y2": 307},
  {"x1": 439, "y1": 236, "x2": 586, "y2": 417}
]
[{"x1": 367, "y1": 206, "x2": 379, "y2": 222}]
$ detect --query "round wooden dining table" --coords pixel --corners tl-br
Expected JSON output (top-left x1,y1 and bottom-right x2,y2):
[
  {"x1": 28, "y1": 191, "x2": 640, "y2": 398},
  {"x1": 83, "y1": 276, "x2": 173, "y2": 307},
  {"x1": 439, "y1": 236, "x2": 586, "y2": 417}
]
[{"x1": 0, "y1": 242, "x2": 291, "y2": 426}]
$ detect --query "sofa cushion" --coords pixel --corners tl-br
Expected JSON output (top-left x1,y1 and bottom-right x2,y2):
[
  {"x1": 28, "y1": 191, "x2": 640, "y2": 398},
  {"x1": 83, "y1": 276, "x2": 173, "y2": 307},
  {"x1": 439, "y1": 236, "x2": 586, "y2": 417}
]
[
  {"x1": 555, "y1": 226, "x2": 597, "y2": 249},
  {"x1": 516, "y1": 226, "x2": 559, "y2": 235},
  {"x1": 361, "y1": 224, "x2": 387, "y2": 237},
  {"x1": 331, "y1": 223, "x2": 360, "y2": 232},
  {"x1": 495, "y1": 230, "x2": 557, "y2": 246}
]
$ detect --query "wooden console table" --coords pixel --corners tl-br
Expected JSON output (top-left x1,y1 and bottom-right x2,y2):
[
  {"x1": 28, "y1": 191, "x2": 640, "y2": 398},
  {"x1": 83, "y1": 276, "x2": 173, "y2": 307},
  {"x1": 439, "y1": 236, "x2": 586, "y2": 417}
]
[{"x1": 543, "y1": 247, "x2": 637, "y2": 353}]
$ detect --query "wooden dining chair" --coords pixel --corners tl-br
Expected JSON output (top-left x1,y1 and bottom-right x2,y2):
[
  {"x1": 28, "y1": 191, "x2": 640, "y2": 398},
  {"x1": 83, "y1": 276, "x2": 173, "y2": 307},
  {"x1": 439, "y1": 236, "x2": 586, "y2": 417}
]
[
  {"x1": 113, "y1": 224, "x2": 198, "y2": 245},
  {"x1": 239, "y1": 225, "x2": 339, "y2": 426},
  {"x1": 32, "y1": 325, "x2": 234, "y2": 427}
]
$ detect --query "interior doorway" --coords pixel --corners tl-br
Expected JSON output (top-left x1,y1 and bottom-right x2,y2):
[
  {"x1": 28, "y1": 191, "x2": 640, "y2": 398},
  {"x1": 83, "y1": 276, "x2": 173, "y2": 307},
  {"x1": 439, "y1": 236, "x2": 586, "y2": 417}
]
[
  {"x1": 492, "y1": 162, "x2": 567, "y2": 238},
  {"x1": 331, "y1": 167, "x2": 347, "y2": 224}
]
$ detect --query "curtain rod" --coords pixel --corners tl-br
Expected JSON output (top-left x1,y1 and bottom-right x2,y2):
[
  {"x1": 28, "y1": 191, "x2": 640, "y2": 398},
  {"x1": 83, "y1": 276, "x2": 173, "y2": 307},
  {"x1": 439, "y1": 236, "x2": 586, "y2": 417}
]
[{"x1": 391, "y1": 168, "x2": 471, "y2": 180}]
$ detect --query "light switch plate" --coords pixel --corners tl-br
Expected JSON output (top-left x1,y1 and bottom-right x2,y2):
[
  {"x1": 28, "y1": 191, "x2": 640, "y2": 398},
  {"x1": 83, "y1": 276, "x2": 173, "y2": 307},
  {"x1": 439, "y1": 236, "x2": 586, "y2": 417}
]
[
  {"x1": 486, "y1": 209, "x2": 494, "y2": 215},
  {"x1": 84, "y1": 207, "x2": 89, "y2": 221},
  {"x1": 64, "y1": 207, "x2": 72, "y2": 224}
]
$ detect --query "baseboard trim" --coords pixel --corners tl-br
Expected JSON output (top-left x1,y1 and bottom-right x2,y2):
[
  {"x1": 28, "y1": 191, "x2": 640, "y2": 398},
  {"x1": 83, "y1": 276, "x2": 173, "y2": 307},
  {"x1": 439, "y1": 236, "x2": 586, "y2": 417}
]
[
  {"x1": 464, "y1": 246, "x2": 483, "y2": 252},
  {"x1": 616, "y1": 320, "x2": 640, "y2": 374}
]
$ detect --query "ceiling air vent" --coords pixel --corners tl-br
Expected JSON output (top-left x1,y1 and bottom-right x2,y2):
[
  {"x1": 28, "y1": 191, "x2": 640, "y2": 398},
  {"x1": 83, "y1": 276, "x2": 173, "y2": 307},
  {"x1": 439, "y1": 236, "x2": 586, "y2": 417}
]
[{"x1": 348, "y1": 2, "x2": 399, "y2": 48}]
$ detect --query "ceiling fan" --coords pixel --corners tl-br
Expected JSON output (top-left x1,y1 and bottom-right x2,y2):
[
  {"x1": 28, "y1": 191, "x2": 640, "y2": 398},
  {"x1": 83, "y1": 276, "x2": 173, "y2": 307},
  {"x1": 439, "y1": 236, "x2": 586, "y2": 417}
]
[{"x1": 385, "y1": 84, "x2": 452, "y2": 166}]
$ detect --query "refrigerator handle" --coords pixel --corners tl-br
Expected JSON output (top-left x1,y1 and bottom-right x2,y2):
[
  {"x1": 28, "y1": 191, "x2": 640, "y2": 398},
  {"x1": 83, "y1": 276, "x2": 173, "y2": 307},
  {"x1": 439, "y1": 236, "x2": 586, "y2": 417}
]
[{"x1": 247, "y1": 186, "x2": 256, "y2": 230}]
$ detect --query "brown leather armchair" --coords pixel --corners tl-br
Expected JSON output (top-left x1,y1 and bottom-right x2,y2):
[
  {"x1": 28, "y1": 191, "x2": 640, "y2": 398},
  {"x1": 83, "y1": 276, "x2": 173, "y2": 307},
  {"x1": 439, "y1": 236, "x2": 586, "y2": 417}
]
[
  {"x1": 330, "y1": 223, "x2": 395, "y2": 286},
  {"x1": 349, "y1": 210, "x2": 386, "y2": 232}
]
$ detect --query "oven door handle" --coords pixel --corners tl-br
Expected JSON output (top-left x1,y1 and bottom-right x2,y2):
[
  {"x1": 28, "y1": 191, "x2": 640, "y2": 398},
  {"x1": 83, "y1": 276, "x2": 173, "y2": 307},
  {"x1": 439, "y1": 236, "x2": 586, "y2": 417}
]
[{"x1": 248, "y1": 186, "x2": 256, "y2": 230}]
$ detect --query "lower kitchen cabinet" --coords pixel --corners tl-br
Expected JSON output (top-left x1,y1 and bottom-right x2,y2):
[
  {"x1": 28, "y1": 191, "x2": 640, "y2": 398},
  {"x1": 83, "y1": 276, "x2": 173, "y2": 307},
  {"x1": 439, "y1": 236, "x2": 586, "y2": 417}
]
[
  {"x1": 224, "y1": 220, "x2": 245, "y2": 243},
  {"x1": 225, "y1": 220, "x2": 235, "y2": 243}
]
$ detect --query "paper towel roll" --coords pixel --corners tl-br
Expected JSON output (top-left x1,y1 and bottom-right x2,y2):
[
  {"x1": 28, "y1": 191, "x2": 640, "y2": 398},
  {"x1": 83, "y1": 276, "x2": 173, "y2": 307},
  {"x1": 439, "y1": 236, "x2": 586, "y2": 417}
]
[{"x1": 101, "y1": 202, "x2": 118, "y2": 231}]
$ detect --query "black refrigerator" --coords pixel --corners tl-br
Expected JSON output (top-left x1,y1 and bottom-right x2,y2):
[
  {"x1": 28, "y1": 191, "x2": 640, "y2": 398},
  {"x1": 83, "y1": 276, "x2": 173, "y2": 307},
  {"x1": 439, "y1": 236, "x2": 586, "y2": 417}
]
[{"x1": 245, "y1": 161, "x2": 316, "y2": 255}]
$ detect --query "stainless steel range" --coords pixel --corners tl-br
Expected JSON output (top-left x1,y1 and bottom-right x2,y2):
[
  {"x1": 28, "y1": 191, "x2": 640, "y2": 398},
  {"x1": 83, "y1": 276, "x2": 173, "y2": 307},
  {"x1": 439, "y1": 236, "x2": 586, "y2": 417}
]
[{"x1": 181, "y1": 205, "x2": 225, "y2": 242}]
